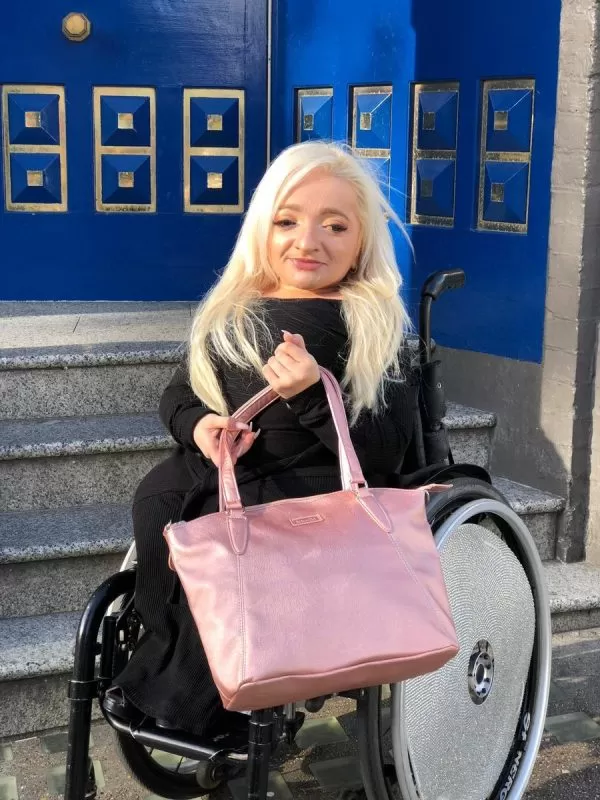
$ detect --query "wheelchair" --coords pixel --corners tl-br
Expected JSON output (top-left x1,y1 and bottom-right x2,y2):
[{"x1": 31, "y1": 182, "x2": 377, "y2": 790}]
[{"x1": 64, "y1": 270, "x2": 551, "y2": 800}]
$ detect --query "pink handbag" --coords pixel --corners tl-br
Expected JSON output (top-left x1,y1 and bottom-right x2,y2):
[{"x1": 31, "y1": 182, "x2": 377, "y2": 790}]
[{"x1": 164, "y1": 368, "x2": 459, "y2": 711}]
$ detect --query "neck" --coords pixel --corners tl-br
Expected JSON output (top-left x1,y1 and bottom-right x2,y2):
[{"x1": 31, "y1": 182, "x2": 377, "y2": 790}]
[{"x1": 261, "y1": 286, "x2": 343, "y2": 300}]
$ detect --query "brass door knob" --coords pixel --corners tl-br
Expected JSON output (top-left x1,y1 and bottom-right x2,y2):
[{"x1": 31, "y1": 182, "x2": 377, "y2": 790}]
[{"x1": 62, "y1": 12, "x2": 91, "y2": 42}]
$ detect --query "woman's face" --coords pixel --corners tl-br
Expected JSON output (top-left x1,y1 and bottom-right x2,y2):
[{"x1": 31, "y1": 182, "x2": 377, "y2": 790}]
[{"x1": 266, "y1": 170, "x2": 362, "y2": 297}]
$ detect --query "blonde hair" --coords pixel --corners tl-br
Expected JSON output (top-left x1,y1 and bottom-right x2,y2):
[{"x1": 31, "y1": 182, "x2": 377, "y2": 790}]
[{"x1": 188, "y1": 141, "x2": 410, "y2": 424}]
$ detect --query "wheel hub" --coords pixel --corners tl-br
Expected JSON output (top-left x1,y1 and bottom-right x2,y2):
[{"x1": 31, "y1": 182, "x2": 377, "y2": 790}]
[{"x1": 468, "y1": 639, "x2": 494, "y2": 704}]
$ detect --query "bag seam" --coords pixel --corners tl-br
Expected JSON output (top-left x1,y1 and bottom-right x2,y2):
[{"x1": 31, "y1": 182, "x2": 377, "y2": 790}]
[
  {"x1": 385, "y1": 502, "x2": 450, "y2": 626},
  {"x1": 236, "y1": 554, "x2": 247, "y2": 685},
  {"x1": 229, "y1": 643, "x2": 456, "y2": 697}
]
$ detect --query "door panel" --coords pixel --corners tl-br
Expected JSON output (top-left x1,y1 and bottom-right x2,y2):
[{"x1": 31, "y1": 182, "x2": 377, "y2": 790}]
[
  {"x1": 0, "y1": 1, "x2": 267, "y2": 300},
  {"x1": 272, "y1": 0, "x2": 561, "y2": 362}
]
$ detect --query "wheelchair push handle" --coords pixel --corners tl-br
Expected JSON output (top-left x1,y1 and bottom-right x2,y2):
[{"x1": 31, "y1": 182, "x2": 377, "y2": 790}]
[
  {"x1": 419, "y1": 268, "x2": 465, "y2": 366},
  {"x1": 422, "y1": 268, "x2": 465, "y2": 302}
]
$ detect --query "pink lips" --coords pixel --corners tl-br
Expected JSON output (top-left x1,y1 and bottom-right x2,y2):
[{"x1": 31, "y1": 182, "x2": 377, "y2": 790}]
[{"x1": 291, "y1": 258, "x2": 322, "y2": 271}]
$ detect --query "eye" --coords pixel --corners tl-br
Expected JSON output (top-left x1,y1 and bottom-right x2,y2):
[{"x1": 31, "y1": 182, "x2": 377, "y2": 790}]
[
  {"x1": 273, "y1": 218, "x2": 295, "y2": 228},
  {"x1": 327, "y1": 223, "x2": 348, "y2": 234}
]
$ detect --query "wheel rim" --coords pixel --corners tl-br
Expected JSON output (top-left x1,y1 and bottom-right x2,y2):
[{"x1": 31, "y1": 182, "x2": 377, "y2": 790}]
[{"x1": 393, "y1": 499, "x2": 551, "y2": 800}]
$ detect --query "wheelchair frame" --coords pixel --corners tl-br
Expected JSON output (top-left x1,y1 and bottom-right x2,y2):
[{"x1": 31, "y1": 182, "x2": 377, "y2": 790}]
[{"x1": 63, "y1": 270, "x2": 551, "y2": 800}]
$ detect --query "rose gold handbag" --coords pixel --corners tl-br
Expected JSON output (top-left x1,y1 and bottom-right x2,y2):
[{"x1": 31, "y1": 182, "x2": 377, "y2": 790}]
[{"x1": 164, "y1": 368, "x2": 459, "y2": 711}]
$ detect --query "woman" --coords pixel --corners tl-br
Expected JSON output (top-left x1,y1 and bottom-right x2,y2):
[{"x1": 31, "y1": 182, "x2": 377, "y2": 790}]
[{"x1": 110, "y1": 140, "x2": 417, "y2": 736}]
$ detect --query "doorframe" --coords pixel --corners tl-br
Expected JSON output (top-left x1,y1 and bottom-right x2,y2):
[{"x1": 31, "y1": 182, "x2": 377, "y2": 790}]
[{"x1": 266, "y1": 0, "x2": 274, "y2": 166}]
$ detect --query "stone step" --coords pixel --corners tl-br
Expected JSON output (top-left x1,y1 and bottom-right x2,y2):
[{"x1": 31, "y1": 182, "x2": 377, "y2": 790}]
[
  {"x1": 0, "y1": 413, "x2": 172, "y2": 512},
  {"x1": 0, "y1": 404, "x2": 495, "y2": 514},
  {"x1": 0, "y1": 560, "x2": 596, "y2": 737},
  {"x1": 0, "y1": 324, "x2": 428, "y2": 422},
  {"x1": 0, "y1": 505, "x2": 131, "y2": 617},
  {"x1": 0, "y1": 476, "x2": 563, "y2": 619},
  {"x1": 493, "y1": 477, "x2": 564, "y2": 561},
  {"x1": 545, "y1": 561, "x2": 600, "y2": 633},
  {"x1": 0, "y1": 611, "x2": 82, "y2": 737},
  {"x1": 444, "y1": 402, "x2": 495, "y2": 469},
  {"x1": 0, "y1": 342, "x2": 181, "y2": 420}
]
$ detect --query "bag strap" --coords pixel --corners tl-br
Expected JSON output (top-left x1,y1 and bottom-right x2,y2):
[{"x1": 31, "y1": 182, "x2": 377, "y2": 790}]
[{"x1": 218, "y1": 368, "x2": 367, "y2": 512}]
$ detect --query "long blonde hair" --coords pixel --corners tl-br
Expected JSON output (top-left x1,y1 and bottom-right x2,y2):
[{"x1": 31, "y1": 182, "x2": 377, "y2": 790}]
[{"x1": 189, "y1": 141, "x2": 410, "y2": 424}]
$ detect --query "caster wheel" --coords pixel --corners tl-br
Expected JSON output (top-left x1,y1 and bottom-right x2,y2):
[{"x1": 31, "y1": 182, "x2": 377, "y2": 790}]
[{"x1": 195, "y1": 762, "x2": 228, "y2": 791}]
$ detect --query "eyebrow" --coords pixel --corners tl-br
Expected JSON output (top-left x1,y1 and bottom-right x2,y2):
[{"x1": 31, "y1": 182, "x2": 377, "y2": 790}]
[{"x1": 277, "y1": 204, "x2": 351, "y2": 221}]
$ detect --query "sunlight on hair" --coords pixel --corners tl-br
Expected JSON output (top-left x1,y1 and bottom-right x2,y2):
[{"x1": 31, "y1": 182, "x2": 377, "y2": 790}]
[{"x1": 188, "y1": 140, "x2": 411, "y2": 424}]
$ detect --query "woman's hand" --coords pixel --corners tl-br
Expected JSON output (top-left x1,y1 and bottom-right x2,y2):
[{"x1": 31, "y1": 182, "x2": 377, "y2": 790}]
[
  {"x1": 262, "y1": 331, "x2": 320, "y2": 399},
  {"x1": 192, "y1": 414, "x2": 258, "y2": 464}
]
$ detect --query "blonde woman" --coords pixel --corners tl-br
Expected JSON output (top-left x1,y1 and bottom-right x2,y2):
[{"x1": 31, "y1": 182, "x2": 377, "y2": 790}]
[{"x1": 108, "y1": 141, "x2": 417, "y2": 737}]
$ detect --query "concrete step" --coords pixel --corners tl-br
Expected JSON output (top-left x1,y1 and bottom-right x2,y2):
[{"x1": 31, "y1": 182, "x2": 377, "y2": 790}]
[
  {"x1": 0, "y1": 476, "x2": 563, "y2": 619},
  {"x1": 0, "y1": 560, "x2": 595, "y2": 737},
  {"x1": 0, "y1": 413, "x2": 172, "y2": 512},
  {"x1": 0, "y1": 342, "x2": 181, "y2": 420}
]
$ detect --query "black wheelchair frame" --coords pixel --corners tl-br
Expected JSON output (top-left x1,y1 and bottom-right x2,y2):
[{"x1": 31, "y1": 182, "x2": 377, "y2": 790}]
[{"x1": 63, "y1": 270, "x2": 548, "y2": 800}]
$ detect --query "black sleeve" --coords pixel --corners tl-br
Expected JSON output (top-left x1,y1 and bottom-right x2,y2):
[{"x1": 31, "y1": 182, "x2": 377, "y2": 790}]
[
  {"x1": 158, "y1": 360, "x2": 214, "y2": 451},
  {"x1": 285, "y1": 360, "x2": 416, "y2": 477}
]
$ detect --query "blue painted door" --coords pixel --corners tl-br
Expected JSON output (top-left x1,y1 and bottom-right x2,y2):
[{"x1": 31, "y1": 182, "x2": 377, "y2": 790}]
[
  {"x1": 272, "y1": 0, "x2": 561, "y2": 362},
  {"x1": 0, "y1": 1, "x2": 267, "y2": 300}
]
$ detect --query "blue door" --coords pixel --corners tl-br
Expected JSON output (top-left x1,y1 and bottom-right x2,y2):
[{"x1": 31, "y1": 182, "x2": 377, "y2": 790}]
[
  {"x1": 0, "y1": 2, "x2": 267, "y2": 300},
  {"x1": 272, "y1": 0, "x2": 561, "y2": 363}
]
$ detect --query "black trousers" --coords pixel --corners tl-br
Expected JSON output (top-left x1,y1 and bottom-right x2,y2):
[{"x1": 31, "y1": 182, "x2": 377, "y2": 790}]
[
  {"x1": 115, "y1": 455, "x2": 226, "y2": 735},
  {"x1": 115, "y1": 451, "x2": 344, "y2": 734}
]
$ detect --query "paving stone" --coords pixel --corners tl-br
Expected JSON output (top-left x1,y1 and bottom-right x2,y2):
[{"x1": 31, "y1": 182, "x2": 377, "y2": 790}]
[
  {"x1": 150, "y1": 749, "x2": 197, "y2": 770},
  {"x1": 545, "y1": 712, "x2": 600, "y2": 743},
  {"x1": 40, "y1": 730, "x2": 96, "y2": 754},
  {"x1": 0, "y1": 776, "x2": 18, "y2": 800},
  {"x1": 229, "y1": 770, "x2": 293, "y2": 800},
  {"x1": 90, "y1": 760, "x2": 105, "y2": 792},
  {"x1": 294, "y1": 717, "x2": 349, "y2": 750},
  {"x1": 309, "y1": 756, "x2": 363, "y2": 790},
  {"x1": 47, "y1": 759, "x2": 105, "y2": 795},
  {"x1": 0, "y1": 747, "x2": 12, "y2": 763}
]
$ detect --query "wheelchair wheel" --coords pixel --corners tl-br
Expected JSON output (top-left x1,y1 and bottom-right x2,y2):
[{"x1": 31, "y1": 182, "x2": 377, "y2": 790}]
[
  {"x1": 389, "y1": 478, "x2": 551, "y2": 800},
  {"x1": 116, "y1": 733, "x2": 224, "y2": 798},
  {"x1": 108, "y1": 543, "x2": 230, "y2": 797}
]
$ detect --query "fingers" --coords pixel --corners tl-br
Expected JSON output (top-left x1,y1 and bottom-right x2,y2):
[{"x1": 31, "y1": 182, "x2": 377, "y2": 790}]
[
  {"x1": 265, "y1": 354, "x2": 293, "y2": 379},
  {"x1": 282, "y1": 330, "x2": 306, "y2": 349},
  {"x1": 271, "y1": 348, "x2": 298, "y2": 370},
  {"x1": 262, "y1": 362, "x2": 279, "y2": 386},
  {"x1": 232, "y1": 429, "x2": 260, "y2": 461}
]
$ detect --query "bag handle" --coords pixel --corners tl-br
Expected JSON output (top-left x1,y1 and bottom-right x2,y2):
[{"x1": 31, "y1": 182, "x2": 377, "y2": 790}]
[{"x1": 218, "y1": 368, "x2": 367, "y2": 513}]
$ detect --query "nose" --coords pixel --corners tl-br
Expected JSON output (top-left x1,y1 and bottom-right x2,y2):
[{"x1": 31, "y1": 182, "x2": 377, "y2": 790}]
[{"x1": 294, "y1": 222, "x2": 320, "y2": 253}]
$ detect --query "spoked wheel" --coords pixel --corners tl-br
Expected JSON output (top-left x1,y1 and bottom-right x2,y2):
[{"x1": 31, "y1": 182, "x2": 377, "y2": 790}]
[
  {"x1": 359, "y1": 479, "x2": 551, "y2": 800},
  {"x1": 107, "y1": 543, "x2": 236, "y2": 797}
]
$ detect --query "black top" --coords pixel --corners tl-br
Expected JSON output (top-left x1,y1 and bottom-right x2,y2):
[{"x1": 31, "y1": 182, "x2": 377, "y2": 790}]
[{"x1": 159, "y1": 298, "x2": 416, "y2": 483}]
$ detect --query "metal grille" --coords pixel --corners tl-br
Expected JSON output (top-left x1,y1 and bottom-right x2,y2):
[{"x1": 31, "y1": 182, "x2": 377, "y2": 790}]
[{"x1": 402, "y1": 523, "x2": 535, "y2": 799}]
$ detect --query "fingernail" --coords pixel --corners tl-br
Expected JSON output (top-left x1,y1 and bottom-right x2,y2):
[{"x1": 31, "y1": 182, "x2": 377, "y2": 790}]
[
  {"x1": 281, "y1": 329, "x2": 291, "y2": 335},
  {"x1": 235, "y1": 422, "x2": 250, "y2": 430},
  {"x1": 254, "y1": 428, "x2": 261, "y2": 439}
]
